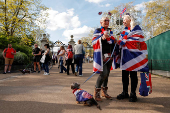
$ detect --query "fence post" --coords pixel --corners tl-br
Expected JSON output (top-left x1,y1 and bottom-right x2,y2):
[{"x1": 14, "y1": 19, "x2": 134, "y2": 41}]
[{"x1": 151, "y1": 59, "x2": 152, "y2": 74}]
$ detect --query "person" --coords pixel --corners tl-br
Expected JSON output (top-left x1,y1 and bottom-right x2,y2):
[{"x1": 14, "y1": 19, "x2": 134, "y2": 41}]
[
  {"x1": 92, "y1": 16, "x2": 116, "y2": 101},
  {"x1": 3, "y1": 43, "x2": 16, "y2": 74},
  {"x1": 43, "y1": 44, "x2": 50, "y2": 75},
  {"x1": 117, "y1": 14, "x2": 146, "y2": 102},
  {"x1": 58, "y1": 46, "x2": 67, "y2": 73},
  {"x1": 52, "y1": 53, "x2": 56, "y2": 65},
  {"x1": 65, "y1": 45, "x2": 75, "y2": 75},
  {"x1": 87, "y1": 55, "x2": 90, "y2": 63},
  {"x1": 73, "y1": 40, "x2": 85, "y2": 77},
  {"x1": 32, "y1": 44, "x2": 41, "y2": 73}
]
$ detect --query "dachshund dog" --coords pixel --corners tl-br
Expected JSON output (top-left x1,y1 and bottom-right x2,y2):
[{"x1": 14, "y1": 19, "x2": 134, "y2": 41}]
[
  {"x1": 71, "y1": 82, "x2": 101, "y2": 110},
  {"x1": 19, "y1": 69, "x2": 30, "y2": 74}
]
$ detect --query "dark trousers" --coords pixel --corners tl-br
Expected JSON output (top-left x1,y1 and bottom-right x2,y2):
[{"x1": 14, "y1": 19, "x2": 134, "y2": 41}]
[
  {"x1": 66, "y1": 59, "x2": 75, "y2": 75},
  {"x1": 43, "y1": 63, "x2": 49, "y2": 73},
  {"x1": 122, "y1": 70, "x2": 138, "y2": 93},
  {"x1": 95, "y1": 61, "x2": 112, "y2": 88},
  {"x1": 75, "y1": 54, "x2": 83, "y2": 75}
]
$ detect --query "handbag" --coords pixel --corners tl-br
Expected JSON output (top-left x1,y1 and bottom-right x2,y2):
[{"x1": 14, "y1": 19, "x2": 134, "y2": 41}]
[
  {"x1": 40, "y1": 54, "x2": 46, "y2": 63},
  {"x1": 139, "y1": 73, "x2": 152, "y2": 96}
]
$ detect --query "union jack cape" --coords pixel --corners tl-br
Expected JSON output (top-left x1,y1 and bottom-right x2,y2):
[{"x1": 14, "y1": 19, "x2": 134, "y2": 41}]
[
  {"x1": 118, "y1": 25, "x2": 149, "y2": 72},
  {"x1": 92, "y1": 27, "x2": 115, "y2": 72}
]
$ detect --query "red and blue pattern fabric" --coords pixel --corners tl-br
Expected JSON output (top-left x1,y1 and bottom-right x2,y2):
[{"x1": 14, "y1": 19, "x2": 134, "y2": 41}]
[
  {"x1": 139, "y1": 73, "x2": 152, "y2": 96},
  {"x1": 119, "y1": 25, "x2": 149, "y2": 72},
  {"x1": 92, "y1": 27, "x2": 115, "y2": 72},
  {"x1": 73, "y1": 89, "x2": 93, "y2": 102},
  {"x1": 120, "y1": 7, "x2": 126, "y2": 17}
]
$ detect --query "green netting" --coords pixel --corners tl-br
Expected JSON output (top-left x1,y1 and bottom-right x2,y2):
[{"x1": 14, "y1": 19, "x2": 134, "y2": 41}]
[{"x1": 146, "y1": 30, "x2": 170, "y2": 71}]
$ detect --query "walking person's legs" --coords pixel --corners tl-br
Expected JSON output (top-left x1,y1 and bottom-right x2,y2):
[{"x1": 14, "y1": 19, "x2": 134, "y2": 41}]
[
  {"x1": 60, "y1": 60, "x2": 63, "y2": 73},
  {"x1": 67, "y1": 60, "x2": 70, "y2": 75},
  {"x1": 78, "y1": 58, "x2": 83, "y2": 76},
  {"x1": 33, "y1": 62, "x2": 37, "y2": 72},
  {"x1": 71, "y1": 62, "x2": 75, "y2": 74},
  {"x1": 36, "y1": 62, "x2": 41, "y2": 73}
]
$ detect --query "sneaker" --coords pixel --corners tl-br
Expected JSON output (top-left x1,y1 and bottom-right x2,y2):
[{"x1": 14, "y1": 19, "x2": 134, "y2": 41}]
[
  {"x1": 3, "y1": 72, "x2": 6, "y2": 74},
  {"x1": 129, "y1": 92, "x2": 137, "y2": 102},
  {"x1": 38, "y1": 71, "x2": 40, "y2": 73},
  {"x1": 117, "y1": 92, "x2": 129, "y2": 100},
  {"x1": 8, "y1": 71, "x2": 11, "y2": 73},
  {"x1": 79, "y1": 74, "x2": 83, "y2": 77},
  {"x1": 43, "y1": 72, "x2": 47, "y2": 75}
]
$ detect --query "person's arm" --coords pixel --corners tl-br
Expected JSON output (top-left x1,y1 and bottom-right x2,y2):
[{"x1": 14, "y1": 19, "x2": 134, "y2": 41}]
[
  {"x1": 44, "y1": 49, "x2": 49, "y2": 55},
  {"x1": 34, "y1": 50, "x2": 41, "y2": 56},
  {"x1": 11, "y1": 50, "x2": 17, "y2": 55},
  {"x1": 3, "y1": 51, "x2": 6, "y2": 59}
]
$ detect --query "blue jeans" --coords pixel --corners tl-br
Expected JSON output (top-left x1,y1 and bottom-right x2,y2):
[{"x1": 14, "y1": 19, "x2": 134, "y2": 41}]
[
  {"x1": 75, "y1": 54, "x2": 83, "y2": 75},
  {"x1": 60, "y1": 60, "x2": 67, "y2": 73},
  {"x1": 43, "y1": 63, "x2": 49, "y2": 73}
]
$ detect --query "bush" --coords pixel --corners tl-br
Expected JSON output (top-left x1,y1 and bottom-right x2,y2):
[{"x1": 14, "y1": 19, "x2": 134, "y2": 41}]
[
  {"x1": 0, "y1": 52, "x2": 4, "y2": 65},
  {"x1": 13, "y1": 52, "x2": 29, "y2": 65}
]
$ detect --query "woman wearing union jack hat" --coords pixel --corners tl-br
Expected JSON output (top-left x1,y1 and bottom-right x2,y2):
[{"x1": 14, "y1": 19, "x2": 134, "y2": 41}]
[{"x1": 117, "y1": 14, "x2": 148, "y2": 102}]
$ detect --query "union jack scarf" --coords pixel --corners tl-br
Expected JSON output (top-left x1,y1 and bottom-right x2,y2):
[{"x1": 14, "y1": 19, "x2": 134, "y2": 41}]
[
  {"x1": 92, "y1": 27, "x2": 115, "y2": 72},
  {"x1": 118, "y1": 25, "x2": 149, "y2": 72}
]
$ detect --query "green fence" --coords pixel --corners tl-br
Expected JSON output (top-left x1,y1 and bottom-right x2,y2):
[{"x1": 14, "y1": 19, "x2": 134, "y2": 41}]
[{"x1": 146, "y1": 30, "x2": 170, "y2": 71}]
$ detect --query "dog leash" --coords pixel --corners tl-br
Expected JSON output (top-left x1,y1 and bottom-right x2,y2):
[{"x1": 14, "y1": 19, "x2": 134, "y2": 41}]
[{"x1": 81, "y1": 43, "x2": 117, "y2": 85}]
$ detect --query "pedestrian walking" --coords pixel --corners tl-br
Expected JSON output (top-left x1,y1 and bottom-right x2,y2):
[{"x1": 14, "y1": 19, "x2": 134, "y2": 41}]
[
  {"x1": 92, "y1": 16, "x2": 116, "y2": 101},
  {"x1": 43, "y1": 44, "x2": 50, "y2": 75},
  {"x1": 58, "y1": 46, "x2": 67, "y2": 73},
  {"x1": 3, "y1": 43, "x2": 16, "y2": 74},
  {"x1": 73, "y1": 40, "x2": 85, "y2": 77},
  {"x1": 32, "y1": 44, "x2": 41, "y2": 73},
  {"x1": 65, "y1": 45, "x2": 75, "y2": 75}
]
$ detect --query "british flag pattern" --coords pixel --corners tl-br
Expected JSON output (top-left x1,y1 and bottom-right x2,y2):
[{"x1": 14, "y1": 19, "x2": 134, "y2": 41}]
[
  {"x1": 139, "y1": 73, "x2": 152, "y2": 96},
  {"x1": 92, "y1": 27, "x2": 115, "y2": 72},
  {"x1": 118, "y1": 25, "x2": 149, "y2": 72}
]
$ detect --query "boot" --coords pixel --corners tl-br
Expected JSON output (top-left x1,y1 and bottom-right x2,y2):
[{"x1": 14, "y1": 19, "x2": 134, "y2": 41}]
[
  {"x1": 129, "y1": 92, "x2": 137, "y2": 102},
  {"x1": 117, "y1": 91, "x2": 129, "y2": 100},
  {"x1": 101, "y1": 87, "x2": 112, "y2": 99},
  {"x1": 94, "y1": 88, "x2": 102, "y2": 101}
]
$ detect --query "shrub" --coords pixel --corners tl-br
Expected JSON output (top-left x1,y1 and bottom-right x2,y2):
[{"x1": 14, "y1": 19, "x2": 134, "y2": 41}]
[{"x1": 13, "y1": 52, "x2": 29, "y2": 65}]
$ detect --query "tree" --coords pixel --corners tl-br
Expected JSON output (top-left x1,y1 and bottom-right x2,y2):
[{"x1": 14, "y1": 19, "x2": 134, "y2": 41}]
[
  {"x1": 143, "y1": 0, "x2": 170, "y2": 37},
  {"x1": 0, "y1": 0, "x2": 48, "y2": 44},
  {"x1": 81, "y1": 29, "x2": 94, "y2": 46}
]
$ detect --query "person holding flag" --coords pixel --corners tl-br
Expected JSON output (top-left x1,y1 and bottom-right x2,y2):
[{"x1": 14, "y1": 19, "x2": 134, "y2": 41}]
[
  {"x1": 117, "y1": 14, "x2": 149, "y2": 102},
  {"x1": 92, "y1": 16, "x2": 117, "y2": 101}
]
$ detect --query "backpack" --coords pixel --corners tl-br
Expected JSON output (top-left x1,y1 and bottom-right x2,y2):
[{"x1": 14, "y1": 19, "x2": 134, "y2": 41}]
[{"x1": 68, "y1": 51, "x2": 73, "y2": 59}]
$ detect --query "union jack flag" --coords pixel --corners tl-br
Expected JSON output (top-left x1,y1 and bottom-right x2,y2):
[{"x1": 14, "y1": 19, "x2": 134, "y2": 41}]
[
  {"x1": 139, "y1": 73, "x2": 152, "y2": 96},
  {"x1": 108, "y1": 12, "x2": 111, "y2": 16},
  {"x1": 92, "y1": 28, "x2": 115, "y2": 72},
  {"x1": 120, "y1": 25, "x2": 149, "y2": 72},
  {"x1": 120, "y1": 7, "x2": 126, "y2": 17}
]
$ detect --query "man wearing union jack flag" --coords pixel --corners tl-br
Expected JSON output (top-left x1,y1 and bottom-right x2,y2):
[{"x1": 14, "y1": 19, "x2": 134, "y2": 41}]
[
  {"x1": 92, "y1": 16, "x2": 117, "y2": 101},
  {"x1": 116, "y1": 14, "x2": 149, "y2": 102}
]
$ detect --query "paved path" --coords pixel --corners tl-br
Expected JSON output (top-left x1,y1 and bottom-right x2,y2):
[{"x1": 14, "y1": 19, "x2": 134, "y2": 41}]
[{"x1": 0, "y1": 63, "x2": 170, "y2": 113}]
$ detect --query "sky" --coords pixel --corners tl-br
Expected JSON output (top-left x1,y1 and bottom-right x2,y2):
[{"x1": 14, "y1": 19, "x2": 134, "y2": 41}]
[{"x1": 40, "y1": 0, "x2": 152, "y2": 49}]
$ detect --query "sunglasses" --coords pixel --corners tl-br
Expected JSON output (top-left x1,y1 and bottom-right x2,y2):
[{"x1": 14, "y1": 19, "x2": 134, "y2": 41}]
[{"x1": 104, "y1": 20, "x2": 109, "y2": 22}]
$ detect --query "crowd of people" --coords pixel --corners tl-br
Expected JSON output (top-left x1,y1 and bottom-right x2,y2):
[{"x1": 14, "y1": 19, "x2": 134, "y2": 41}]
[{"x1": 2, "y1": 13, "x2": 146, "y2": 103}]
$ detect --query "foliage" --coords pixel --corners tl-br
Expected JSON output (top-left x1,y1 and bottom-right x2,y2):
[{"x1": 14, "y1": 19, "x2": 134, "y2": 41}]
[
  {"x1": 0, "y1": 0, "x2": 48, "y2": 45},
  {"x1": 13, "y1": 52, "x2": 29, "y2": 65},
  {"x1": 143, "y1": 0, "x2": 170, "y2": 37}
]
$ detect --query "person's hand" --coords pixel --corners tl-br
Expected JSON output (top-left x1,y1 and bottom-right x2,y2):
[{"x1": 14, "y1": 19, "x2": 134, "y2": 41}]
[
  {"x1": 3, "y1": 57, "x2": 6, "y2": 59},
  {"x1": 114, "y1": 39, "x2": 117, "y2": 44},
  {"x1": 102, "y1": 31, "x2": 109, "y2": 40},
  {"x1": 34, "y1": 54, "x2": 37, "y2": 56},
  {"x1": 11, "y1": 52, "x2": 13, "y2": 54}
]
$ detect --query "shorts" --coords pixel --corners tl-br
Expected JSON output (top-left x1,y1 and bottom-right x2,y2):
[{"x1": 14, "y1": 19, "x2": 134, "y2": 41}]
[
  {"x1": 33, "y1": 56, "x2": 40, "y2": 62},
  {"x1": 5, "y1": 58, "x2": 14, "y2": 66}
]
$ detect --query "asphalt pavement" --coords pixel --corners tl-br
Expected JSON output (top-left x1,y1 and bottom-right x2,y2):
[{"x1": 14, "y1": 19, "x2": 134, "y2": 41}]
[{"x1": 0, "y1": 63, "x2": 170, "y2": 113}]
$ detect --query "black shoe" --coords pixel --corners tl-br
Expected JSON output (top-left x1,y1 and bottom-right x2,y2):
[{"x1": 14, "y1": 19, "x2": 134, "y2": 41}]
[
  {"x1": 38, "y1": 71, "x2": 40, "y2": 73},
  {"x1": 32, "y1": 71, "x2": 36, "y2": 73},
  {"x1": 129, "y1": 92, "x2": 137, "y2": 102},
  {"x1": 117, "y1": 92, "x2": 129, "y2": 100},
  {"x1": 3, "y1": 72, "x2": 6, "y2": 74}
]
